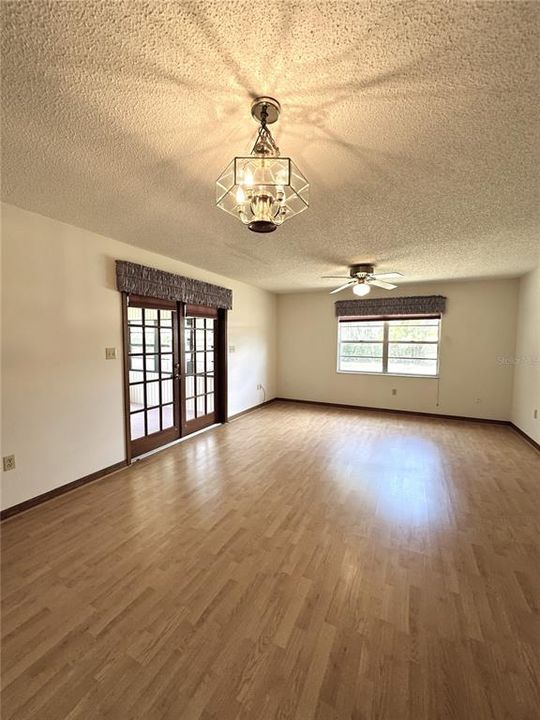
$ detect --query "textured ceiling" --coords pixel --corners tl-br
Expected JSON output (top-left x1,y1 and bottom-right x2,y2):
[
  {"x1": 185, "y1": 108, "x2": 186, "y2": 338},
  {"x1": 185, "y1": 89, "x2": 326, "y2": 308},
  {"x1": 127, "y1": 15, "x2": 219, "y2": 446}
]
[{"x1": 1, "y1": 1, "x2": 539, "y2": 292}]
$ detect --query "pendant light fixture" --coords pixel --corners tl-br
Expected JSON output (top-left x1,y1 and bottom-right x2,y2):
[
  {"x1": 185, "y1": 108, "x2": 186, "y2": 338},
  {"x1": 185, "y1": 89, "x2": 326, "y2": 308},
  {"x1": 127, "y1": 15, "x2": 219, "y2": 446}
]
[{"x1": 216, "y1": 97, "x2": 309, "y2": 233}]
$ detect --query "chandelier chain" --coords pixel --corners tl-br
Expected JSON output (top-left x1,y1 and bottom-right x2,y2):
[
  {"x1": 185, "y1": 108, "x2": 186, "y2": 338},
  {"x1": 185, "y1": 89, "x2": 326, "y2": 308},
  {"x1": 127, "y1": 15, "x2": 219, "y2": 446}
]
[
  {"x1": 249, "y1": 101, "x2": 279, "y2": 156},
  {"x1": 251, "y1": 124, "x2": 280, "y2": 156}
]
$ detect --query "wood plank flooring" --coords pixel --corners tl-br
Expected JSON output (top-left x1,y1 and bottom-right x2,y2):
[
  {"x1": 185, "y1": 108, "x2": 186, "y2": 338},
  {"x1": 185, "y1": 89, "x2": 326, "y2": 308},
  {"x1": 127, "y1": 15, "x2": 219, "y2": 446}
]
[{"x1": 1, "y1": 401, "x2": 539, "y2": 719}]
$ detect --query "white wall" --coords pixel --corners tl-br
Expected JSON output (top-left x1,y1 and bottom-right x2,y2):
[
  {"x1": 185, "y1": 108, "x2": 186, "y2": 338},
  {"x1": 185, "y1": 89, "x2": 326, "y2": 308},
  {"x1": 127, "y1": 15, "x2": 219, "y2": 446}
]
[
  {"x1": 1, "y1": 203, "x2": 277, "y2": 510},
  {"x1": 511, "y1": 266, "x2": 540, "y2": 444},
  {"x1": 277, "y1": 279, "x2": 519, "y2": 421}
]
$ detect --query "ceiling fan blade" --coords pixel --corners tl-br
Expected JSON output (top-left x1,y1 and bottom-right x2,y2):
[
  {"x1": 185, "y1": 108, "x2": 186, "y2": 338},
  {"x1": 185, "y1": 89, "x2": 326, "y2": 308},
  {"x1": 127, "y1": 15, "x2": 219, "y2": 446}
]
[
  {"x1": 368, "y1": 279, "x2": 397, "y2": 290},
  {"x1": 371, "y1": 272, "x2": 403, "y2": 280},
  {"x1": 321, "y1": 275, "x2": 351, "y2": 279},
  {"x1": 330, "y1": 280, "x2": 356, "y2": 294}
]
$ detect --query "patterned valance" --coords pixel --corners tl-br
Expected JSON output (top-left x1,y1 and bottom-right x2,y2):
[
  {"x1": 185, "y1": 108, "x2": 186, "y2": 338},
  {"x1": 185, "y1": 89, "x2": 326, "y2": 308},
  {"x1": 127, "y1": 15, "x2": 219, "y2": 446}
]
[
  {"x1": 335, "y1": 295, "x2": 446, "y2": 318},
  {"x1": 116, "y1": 261, "x2": 232, "y2": 310}
]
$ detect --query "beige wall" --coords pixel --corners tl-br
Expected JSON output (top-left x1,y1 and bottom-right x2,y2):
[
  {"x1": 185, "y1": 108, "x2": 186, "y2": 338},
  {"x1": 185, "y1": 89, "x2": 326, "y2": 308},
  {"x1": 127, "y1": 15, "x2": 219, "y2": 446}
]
[
  {"x1": 1, "y1": 203, "x2": 277, "y2": 510},
  {"x1": 511, "y1": 266, "x2": 540, "y2": 444},
  {"x1": 1, "y1": 201, "x2": 535, "y2": 512},
  {"x1": 277, "y1": 279, "x2": 519, "y2": 421}
]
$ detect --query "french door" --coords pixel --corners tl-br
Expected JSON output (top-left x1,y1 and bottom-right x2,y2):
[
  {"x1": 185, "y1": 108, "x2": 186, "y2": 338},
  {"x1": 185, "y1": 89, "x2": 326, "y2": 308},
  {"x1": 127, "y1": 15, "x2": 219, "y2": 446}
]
[
  {"x1": 124, "y1": 296, "x2": 181, "y2": 457},
  {"x1": 183, "y1": 306, "x2": 218, "y2": 434},
  {"x1": 123, "y1": 295, "x2": 227, "y2": 460}
]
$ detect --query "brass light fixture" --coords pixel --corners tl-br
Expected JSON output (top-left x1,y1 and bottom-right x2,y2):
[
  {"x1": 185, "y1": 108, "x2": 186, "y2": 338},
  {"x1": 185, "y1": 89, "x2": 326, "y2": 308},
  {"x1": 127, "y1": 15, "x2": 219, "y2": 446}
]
[{"x1": 216, "y1": 97, "x2": 309, "y2": 233}]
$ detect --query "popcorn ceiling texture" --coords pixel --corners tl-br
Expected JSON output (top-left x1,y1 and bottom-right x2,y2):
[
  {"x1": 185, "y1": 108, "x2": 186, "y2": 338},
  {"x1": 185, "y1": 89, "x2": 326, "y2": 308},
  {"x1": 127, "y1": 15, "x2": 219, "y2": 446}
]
[{"x1": 1, "y1": 0, "x2": 538, "y2": 292}]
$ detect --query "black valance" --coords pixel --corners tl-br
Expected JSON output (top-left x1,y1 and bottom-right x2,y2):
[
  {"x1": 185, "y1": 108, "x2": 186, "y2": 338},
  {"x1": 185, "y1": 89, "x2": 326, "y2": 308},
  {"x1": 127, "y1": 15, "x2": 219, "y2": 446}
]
[
  {"x1": 335, "y1": 295, "x2": 446, "y2": 318},
  {"x1": 116, "y1": 261, "x2": 232, "y2": 310}
]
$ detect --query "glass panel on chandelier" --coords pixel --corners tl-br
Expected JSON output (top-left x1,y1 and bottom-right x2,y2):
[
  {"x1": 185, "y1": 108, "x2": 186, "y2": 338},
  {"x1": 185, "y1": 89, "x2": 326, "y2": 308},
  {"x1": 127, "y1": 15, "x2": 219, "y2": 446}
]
[
  {"x1": 234, "y1": 157, "x2": 290, "y2": 187},
  {"x1": 290, "y1": 160, "x2": 310, "y2": 197}
]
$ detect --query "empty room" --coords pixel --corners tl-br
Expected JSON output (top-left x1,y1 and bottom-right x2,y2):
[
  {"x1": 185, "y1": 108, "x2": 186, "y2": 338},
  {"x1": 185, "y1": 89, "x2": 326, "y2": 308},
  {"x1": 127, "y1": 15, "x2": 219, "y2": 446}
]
[{"x1": 1, "y1": 1, "x2": 539, "y2": 719}]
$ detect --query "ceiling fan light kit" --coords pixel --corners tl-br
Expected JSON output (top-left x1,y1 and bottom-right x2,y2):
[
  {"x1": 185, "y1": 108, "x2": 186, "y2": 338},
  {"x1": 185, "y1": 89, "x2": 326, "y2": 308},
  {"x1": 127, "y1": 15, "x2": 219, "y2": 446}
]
[
  {"x1": 323, "y1": 264, "x2": 403, "y2": 296},
  {"x1": 216, "y1": 97, "x2": 309, "y2": 233},
  {"x1": 353, "y1": 282, "x2": 371, "y2": 296}
]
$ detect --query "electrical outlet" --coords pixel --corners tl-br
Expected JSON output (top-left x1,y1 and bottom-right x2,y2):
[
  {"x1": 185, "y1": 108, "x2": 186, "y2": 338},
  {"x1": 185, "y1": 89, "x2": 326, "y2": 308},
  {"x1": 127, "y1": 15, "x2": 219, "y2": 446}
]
[
  {"x1": 3, "y1": 455, "x2": 16, "y2": 472},
  {"x1": 105, "y1": 347, "x2": 117, "y2": 360},
  {"x1": 229, "y1": 345, "x2": 236, "y2": 353},
  {"x1": 257, "y1": 384, "x2": 262, "y2": 390}
]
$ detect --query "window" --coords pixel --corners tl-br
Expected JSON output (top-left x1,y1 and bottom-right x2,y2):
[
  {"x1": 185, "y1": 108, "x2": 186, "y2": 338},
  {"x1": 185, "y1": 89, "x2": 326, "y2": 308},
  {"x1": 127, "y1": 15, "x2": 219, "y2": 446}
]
[{"x1": 337, "y1": 317, "x2": 441, "y2": 376}]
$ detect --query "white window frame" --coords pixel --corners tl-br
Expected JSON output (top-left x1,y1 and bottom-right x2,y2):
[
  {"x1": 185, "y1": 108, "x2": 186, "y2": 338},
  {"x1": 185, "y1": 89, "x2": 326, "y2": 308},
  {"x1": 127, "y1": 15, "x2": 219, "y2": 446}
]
[{"x1": 336, "y1": 317, "x2": 442, "y2": 378}]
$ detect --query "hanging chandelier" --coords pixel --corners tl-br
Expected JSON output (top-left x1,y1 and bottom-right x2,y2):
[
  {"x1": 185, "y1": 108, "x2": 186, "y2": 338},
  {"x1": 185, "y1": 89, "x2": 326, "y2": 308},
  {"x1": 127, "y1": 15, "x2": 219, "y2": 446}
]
[{"x1": 216, "y1": 97, "x2": 309, "y2": 233}]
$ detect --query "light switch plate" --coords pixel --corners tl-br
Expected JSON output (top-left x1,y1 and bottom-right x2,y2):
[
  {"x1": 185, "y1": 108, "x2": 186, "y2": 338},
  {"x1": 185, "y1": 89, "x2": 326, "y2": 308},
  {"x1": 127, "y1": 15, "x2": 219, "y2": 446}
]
[
  {"x1": 3, "y1": 455, "x2": 16, "y2": 472},
  {"x1": 105, "y1": 347, "x2": 117, "y2": 360}
]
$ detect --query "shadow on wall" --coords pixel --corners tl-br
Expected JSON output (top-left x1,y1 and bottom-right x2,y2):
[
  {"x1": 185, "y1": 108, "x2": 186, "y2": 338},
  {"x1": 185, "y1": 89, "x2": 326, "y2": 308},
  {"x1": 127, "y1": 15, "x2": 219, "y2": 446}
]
[{"x1": 2, "y1": 0, "x2": 536, "y2": 278}]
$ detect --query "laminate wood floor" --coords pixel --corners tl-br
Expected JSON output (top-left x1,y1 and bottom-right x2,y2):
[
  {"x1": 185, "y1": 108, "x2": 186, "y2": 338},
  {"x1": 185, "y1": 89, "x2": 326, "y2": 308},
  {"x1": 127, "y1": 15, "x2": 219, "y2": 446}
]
[{"x1": 2, "y1": 401, "x2": 539, "y2": 720}]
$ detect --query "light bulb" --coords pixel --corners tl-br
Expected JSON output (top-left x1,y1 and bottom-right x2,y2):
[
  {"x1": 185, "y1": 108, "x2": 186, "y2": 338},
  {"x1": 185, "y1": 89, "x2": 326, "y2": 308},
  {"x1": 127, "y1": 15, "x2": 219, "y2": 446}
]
[
  {"x1": 353, "y1": 282, "x2": 371, "y2": 297},
  {"x1": 236, "y1": 186, "x2": 246, "y2": 204},
  {"x1": 244, "y1": 170, "x2": 254, "y2": 187}
]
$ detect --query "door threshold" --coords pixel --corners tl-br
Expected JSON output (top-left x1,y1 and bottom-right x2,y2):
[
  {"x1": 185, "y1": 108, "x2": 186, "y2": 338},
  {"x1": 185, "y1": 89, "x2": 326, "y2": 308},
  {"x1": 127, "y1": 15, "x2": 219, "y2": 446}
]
[{"x1": 131, "y1": 423, "x2": 221, "y2": 462}]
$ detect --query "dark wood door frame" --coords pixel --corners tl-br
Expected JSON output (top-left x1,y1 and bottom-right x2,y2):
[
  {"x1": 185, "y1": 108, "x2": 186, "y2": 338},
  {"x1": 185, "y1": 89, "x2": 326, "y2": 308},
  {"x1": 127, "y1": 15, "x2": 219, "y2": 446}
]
[
  {"x1": 122, "y1": 293, "x2": 228, "y2": 462},
  {"x1": 216, "y1": 308, "x2": 228, "y2": 424}
]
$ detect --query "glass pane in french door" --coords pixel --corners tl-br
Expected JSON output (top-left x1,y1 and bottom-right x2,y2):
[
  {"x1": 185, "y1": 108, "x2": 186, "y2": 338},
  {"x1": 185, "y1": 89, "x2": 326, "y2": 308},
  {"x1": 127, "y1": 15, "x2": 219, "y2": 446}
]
[
  {"x1": 128, "y1": 305, "x2": 177, "y2": 441},
  {"x1": 184, "y1": 314, "x2": 216, "y2": 427}
]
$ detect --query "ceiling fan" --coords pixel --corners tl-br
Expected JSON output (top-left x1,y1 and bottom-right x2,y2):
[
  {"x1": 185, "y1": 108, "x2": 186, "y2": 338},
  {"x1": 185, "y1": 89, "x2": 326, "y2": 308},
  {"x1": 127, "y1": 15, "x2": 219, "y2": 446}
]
[{"x1": 322, "y1": 264, "x2": 403, "y2": 296}]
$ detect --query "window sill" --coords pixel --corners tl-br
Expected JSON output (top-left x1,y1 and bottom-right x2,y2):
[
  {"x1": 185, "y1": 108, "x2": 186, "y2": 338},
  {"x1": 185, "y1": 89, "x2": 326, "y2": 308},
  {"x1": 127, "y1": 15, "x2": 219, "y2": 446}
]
[{"x1": 336, "y1": 370, "x2": 439, "y2": 379}]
